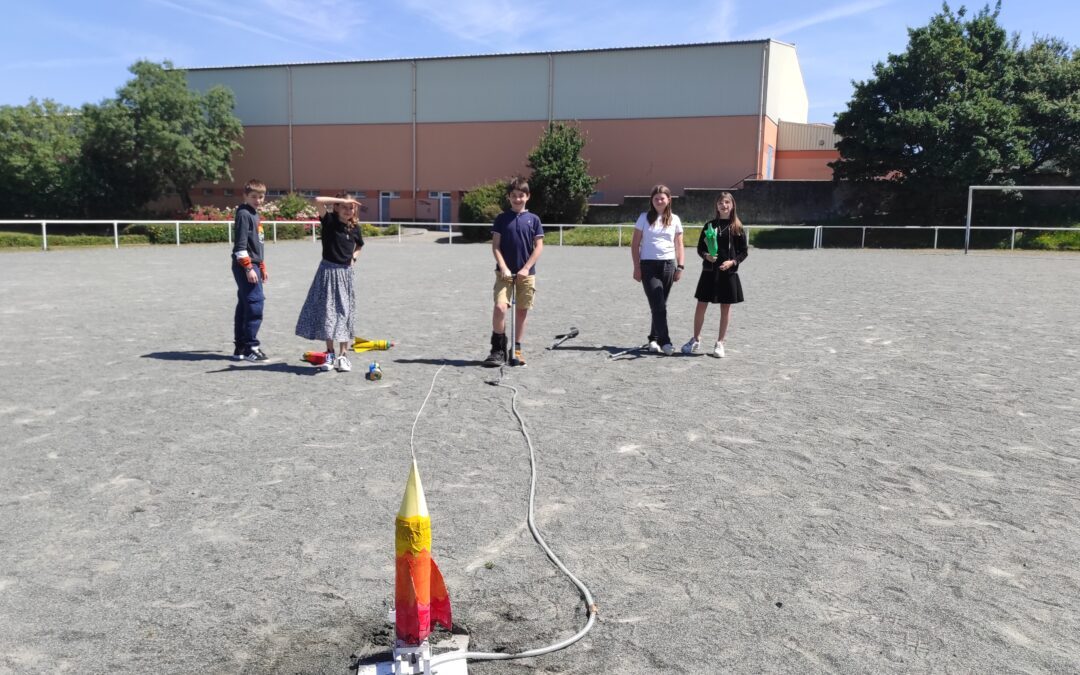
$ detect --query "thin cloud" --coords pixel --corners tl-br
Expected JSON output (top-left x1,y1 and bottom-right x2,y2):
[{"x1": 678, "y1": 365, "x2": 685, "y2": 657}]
[
  {"x1": 398, "y1": 0, "x2": 552, "y2": 45},
  {"x1": 148, "y1": 0, "x2": 349, "y2": 58},
  {"x1": 257, "y1": 0, "x2": 367, "y2": 43},
  {"x1": 753, "y1": 0, "x2": 894, "y2": 39},
  {"x1": 0, "y1": 56, "x2": 132, "y2": 71},
  {"x1": 700, "y1": 0, "x2": 739, "y2": 43}
]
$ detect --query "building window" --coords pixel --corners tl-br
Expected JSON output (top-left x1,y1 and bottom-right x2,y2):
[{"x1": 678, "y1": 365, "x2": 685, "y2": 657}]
[
  {"x1": 202, "y1": 188, "x2": 214, "y2": 196},
  {"x1": 223, "y1": 189, "x2": 235, "y2": 197},
  {"x1": 297, "y1": 189, "x2": 319, "y2": 198},
  {"x1": 347, "y1": 191, "x2": 367, "y2": 198}
]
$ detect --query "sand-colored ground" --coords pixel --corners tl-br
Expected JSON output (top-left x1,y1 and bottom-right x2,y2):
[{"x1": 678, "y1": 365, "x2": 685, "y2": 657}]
[{"x1": 2, "y1": 238, "x2": 1078, "y2": 673}]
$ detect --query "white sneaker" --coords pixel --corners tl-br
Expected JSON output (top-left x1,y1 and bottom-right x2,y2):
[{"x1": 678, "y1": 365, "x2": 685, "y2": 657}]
[
  {"x1": 335, "y1": 354, "x2": 352, "y2": 372},
  {"x1": 319, "y1": 352, "x2": 334, "y2": 371},
  {"x1": 647, "y1": 340, "x2": 662, "y2": 353},
  {"x1": 712, "y1": 341, "x2": 726, "y2": 358},
  {"x1": 681, "y1": 338, "x2": 701, "y2": 354},
  {"x1": 662, "y1": 343, "x2": 674, "y2": 356}
]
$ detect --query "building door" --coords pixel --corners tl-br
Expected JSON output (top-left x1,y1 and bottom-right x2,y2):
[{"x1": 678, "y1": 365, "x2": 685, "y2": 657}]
[
  {"x1": 429, "y1": 191, "x2": 452, "y2": 224},
  {"x1": 440, "y1": 193, "x2": 452, "y2": 223},
  {"x1": 379, "y1": 191, "x2": 399, "y2": 223}
]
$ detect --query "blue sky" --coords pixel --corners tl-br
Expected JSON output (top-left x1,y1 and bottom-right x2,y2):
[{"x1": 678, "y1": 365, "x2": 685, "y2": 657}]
[{"x1": 2, "y1": 0, "x2": 1076, "y2": 123}]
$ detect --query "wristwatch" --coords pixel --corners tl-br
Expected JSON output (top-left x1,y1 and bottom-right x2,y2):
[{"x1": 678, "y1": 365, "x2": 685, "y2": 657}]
[{"x1": 676, "y1": 264, "x2": 685, "y2": 270}]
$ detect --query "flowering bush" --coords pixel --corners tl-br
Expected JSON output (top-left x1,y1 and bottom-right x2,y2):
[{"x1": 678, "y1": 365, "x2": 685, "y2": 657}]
[
  {"x1": 184, "y1": 205, "x2": 234, "y2": 221},
  {"x1": 263, "y1": 193, "x2": 319, "y2": 221}
]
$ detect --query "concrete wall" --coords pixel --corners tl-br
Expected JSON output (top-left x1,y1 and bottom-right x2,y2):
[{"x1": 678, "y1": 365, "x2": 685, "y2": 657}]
[
  {"x1": 585, "y1": 179, "x2": 841, "y2": 224},
  {"x1": 765, "y1": 42, "x2": 808, "y2": 124},
  {"x1": 775, "y1": 150, "x2": 839, "y2": 180}
]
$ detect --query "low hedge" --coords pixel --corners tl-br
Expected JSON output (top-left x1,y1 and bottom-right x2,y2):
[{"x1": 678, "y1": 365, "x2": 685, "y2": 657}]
[
  {"x1": 0, "y1": 232, "x2": 150, "y2": 248},
  {"x1": 1014, "y1": 229, "x2": 1080, "y2": 251}
]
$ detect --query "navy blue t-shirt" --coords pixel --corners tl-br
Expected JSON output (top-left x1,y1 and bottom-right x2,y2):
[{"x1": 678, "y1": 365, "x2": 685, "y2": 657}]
[{"x1": 492, "y1": 209, "x2": 544, "y2": 275}]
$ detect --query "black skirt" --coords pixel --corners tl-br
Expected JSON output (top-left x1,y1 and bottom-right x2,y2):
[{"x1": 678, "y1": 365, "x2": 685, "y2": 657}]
[{"x1": 693, "y1": 266, "x2": 744, "y2": 304}]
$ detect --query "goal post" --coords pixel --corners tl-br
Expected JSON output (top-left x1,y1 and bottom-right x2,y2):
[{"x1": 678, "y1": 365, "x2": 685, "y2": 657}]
[{"x1": 965, "y1": 185, "x2": 1080, "y2": 254}]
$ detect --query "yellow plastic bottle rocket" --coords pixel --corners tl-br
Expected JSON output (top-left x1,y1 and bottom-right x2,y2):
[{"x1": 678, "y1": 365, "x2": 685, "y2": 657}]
[
  {"x1": 394, "y1": 459, "x2": 451, "y2": 645},
  {"x1": 353, "y1": 337, "x2": 396, "y2": 353}
]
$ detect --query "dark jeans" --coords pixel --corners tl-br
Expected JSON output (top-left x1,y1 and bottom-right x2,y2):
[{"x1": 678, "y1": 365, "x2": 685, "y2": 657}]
[
  {"x1": 640, "y1": 259, "x2": 675, "y2": 344},
  {"x1": 232, "y1": 263, "x2": 265, "y2": 350}
]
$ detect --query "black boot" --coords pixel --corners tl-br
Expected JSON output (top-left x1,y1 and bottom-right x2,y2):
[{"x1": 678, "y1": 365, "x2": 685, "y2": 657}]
[{"x1": 483, "y1": 332, "x2": 507, "y2": 367}]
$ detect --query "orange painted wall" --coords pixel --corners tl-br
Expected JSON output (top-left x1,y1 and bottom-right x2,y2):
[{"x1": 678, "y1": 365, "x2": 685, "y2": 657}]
[
  {"x1": 760, "y1": 117, "x2": 779, "y2": 180},
  {"x1": 200, "y1": 116, "x2": 767, "y2": 218},
  {"x1": 775, "y1": 150, "x2": 839, "y2": 180},
  {"x1": 576, "y1": 117, "x2": 762, "y2": 200},
  {"x1": 417, "y1": 121, "x2": 549, "y2": 190},
  {"x1": 230, "y1": 126, "x2": 291, "y2": 190}
]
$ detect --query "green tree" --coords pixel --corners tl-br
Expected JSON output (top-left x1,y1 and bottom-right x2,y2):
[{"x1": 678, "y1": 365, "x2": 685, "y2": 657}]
[
  {"x1": 0, "y1": 99, "x2": 83, "y2": 217},
  {"x1": 80, "y1": 60, "x2": 243, "y2": 214},
  {"x1": 458, "y1": 181, "x2": 508, "y2": 241},
  {"x1": 831, "y1": 3, "x2": 1030, "y2": 221},
  {"x1": 526, "y1": 122, "x2": 600, "y2": 224},
  {"x1": 1013, "y1": 37, "x2": 1080, "y2": 178}
]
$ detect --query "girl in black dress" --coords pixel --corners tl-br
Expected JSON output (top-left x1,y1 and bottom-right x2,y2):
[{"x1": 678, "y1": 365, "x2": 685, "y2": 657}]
[
  {"x1": 295, "y1": 193, "x2": 365, "y2": 371},
  {"x1": 681, "y1": 192, "x2": 747, "y2": 358}
]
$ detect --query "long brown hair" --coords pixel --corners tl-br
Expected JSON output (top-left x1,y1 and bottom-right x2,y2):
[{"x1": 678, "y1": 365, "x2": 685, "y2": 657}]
[
  {"x1": 646, "y1": 184, "x2": 673, "y2": 227},
  {"x1": 332, "y1": 191, "x2": 360, "y2": 228},
  {"x1": 715, "y1": 191, "x2": 743, "y2": 236}
]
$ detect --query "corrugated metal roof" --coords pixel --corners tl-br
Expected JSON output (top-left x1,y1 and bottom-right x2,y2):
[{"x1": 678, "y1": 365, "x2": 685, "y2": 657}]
[
  {"x1": 777, "y1": 121, "x2": 840, "y2": 150},
  {"x1": 184, "y1": 38, "x2": 792, "y2": 73}
]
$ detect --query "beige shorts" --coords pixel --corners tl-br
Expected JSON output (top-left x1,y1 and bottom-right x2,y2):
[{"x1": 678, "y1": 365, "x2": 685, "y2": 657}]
[{"x1": 493, "y1": 275, "x2": 537, "y2": 309}]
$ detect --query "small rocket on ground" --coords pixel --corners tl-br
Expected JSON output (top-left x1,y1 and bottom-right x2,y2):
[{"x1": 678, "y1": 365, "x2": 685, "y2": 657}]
[
  {"x1": 395, "y1": 459, "x2": 452, "y2": 646},
  {"x1": 354, "y1": 337, "x2": 396, "y2": 353}
]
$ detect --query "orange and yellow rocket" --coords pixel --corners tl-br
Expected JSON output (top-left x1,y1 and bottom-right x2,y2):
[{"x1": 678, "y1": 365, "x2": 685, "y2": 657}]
[
  {"x1": 353, "y1": 337, "x2": 396, "y2": 353},
  {"x1": 395, "y1": 459, "x2": 452, "y2": 645}
]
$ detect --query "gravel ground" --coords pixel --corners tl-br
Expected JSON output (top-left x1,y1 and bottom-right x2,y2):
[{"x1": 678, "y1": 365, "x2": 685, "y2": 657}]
[{"x1": 1, "y1": 236, "x2": 1079, "y2": 674}]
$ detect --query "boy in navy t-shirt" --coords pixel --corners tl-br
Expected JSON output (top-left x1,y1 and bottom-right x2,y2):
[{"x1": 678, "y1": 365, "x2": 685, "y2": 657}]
[{"x1": 483, "y1": 177, "x2": 544, "y2": 367}]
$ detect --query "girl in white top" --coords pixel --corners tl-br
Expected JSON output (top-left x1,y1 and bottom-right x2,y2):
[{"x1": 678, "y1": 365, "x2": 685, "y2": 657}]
[{"x1": 630, "y1": 184, "x2": 685, "y2": 354}]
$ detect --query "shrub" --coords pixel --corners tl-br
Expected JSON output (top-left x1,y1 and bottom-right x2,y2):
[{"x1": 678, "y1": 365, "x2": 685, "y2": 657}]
[
  {"x1": 275, "y1": 223, "x2": 308, "y2": 240},
  {"x1": 750, "y1": 227, "x2": 816, "y2": 249},
  {"x1": 264, "y1": 193, "x2": 319, "y2": 220},
  {"x1": 558, "y1": 226, "x2": 629, "y2": 246},
  {"x1": 459, "y1": 182, "x2": 508, "y2": 242},
  {"x1": 527, "y1": 122, "x2": 600, "y2": 225},
  {"x1": 0, "y1": 232, "x2": 149, "y2": 248},
  {"x1": 1015, "y1": 228, "x2": 1080, "y2": 250},
  {"x1": 185, "y1": 204, "x2": 233, "y2": 221},
  {"x1": 124, "y1": 222, "x2": 229, "y2": 244},
  {"x1": 361, "y1": 223, "x2": 399, "y2": 237}
]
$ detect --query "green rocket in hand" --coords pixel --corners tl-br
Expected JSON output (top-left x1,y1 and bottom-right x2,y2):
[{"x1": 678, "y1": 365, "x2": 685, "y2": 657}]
[{"x1": 704, "y1": 224, "x2": 719, "y2": 257}]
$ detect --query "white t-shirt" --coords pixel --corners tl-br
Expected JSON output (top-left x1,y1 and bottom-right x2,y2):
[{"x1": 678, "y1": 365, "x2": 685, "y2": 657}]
[{"x1": 634, "y1": 212, "x2": 683, "y2": 260}]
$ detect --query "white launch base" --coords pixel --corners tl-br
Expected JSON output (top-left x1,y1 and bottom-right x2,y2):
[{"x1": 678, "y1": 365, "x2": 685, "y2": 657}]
[{"x1": 354, "y1": 610, "x2": 469, "y2": 675}]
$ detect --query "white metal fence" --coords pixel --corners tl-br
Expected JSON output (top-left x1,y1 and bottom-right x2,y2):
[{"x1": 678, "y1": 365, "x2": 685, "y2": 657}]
[{"x1": 0, "y1": 219, "x2": 1074, "y2": 252}]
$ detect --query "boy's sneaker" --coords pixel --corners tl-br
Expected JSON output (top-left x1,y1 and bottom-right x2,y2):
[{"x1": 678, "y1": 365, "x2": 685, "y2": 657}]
[
  {"x1": 319, "y1": 352, "x2": 335, "y2": 372},
  {"x1": 335, "y1": 354, "x2": 352, "y2": 372},
  {"x1": 483, "y1": 348, "x2": 506, "y2": 367},
  {"x1": 662, "y1": 343, "x2": 674, "y2": 356},
  {"x1": 512, "y1": 349, "x2": 527, "y2": 367},
  {"x1": 233, "y1": 346, "x2": 244, "y2": 361},
  {"x1": 712, "y1": 341, "x2": 726, "y2": 358},
  {"x1": 241, "y1": 347, "x2": 269, "y2": 362},
  {"x1": 647, "y1": 340, "x2": 662, "y2": 353},
  {"x1": 681, "y1": 338, "x2": 701, "y2": 354}
]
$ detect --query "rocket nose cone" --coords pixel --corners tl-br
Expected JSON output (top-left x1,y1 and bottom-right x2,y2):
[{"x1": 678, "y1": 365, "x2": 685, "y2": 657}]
[{"x1": 398, "y1": 459, "x2": 429, "y2": 518}]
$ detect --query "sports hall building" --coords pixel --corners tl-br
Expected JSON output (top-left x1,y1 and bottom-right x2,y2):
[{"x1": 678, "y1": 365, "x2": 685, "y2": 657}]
[{"x1": 187, "y1": 40, "x2": 839, "y2": 222}]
